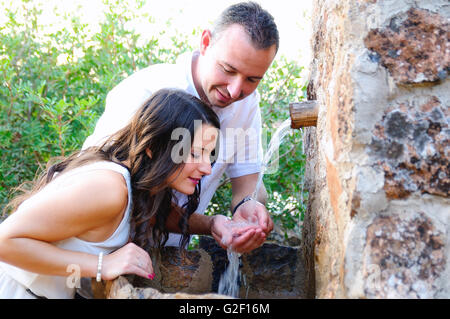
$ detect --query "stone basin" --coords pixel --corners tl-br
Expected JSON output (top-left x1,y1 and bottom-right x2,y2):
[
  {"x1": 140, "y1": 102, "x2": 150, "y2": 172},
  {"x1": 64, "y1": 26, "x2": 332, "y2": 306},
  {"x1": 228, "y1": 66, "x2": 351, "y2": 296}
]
[{"x1": 97, "y1": 236, "x2": 307, "y2": 299}]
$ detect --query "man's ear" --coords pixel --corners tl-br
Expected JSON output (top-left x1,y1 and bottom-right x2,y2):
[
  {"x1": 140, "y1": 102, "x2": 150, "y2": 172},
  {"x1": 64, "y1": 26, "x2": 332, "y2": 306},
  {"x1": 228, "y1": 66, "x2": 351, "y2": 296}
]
[
  {"x1": 200, "y1": 29, "x2": 212, "y2": 55},
  {"x1": 145, "y1": 148, "x2": 152, "y2": 159}
]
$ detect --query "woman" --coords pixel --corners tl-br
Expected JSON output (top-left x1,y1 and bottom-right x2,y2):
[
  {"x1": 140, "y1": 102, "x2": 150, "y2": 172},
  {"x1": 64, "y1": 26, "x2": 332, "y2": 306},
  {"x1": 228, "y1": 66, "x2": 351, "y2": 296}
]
[{"x1": 0, "y1": 88, "x2": 220, "y2": 298}]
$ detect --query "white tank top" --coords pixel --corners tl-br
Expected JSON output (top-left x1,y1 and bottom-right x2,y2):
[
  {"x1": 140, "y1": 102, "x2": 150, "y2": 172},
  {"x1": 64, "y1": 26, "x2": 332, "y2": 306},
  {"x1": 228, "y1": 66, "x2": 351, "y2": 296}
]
[{"x1": 0, "y1": 161, "x2": 132, "y2": 298}]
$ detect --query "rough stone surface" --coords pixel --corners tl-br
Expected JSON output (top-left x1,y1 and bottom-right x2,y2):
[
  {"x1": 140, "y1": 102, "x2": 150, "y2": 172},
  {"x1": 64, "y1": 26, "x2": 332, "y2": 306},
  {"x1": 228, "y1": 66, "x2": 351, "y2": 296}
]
[
  {"x1": 365, "y1": 8, "x2": 450, "y2": 84},
  {"x1": 363, "y1": 212, "x2": 446, "y2": 298},
  {"x1": 103, "y1": 246, "x2": 223, "y2": 299},
  {"x1": 107, "y1": 276, "x2": 230, "y2": 299},
  {"x1": 126, "y1": 246, "x2": 213, "y2": 294},
  {"x1": 199, "y1": 236, "x2": 308, "y2": 299},
  {"x1": 101, "y1": 237, "x2": 308, "y2": 299},
  {"x1": 304, "y1": 0, "x2": 450, "y2": 298},
  {"x1": 370, "y1": 97, "x2": 449, "y2": 199},
  {"x1": 241, "y1": 243, "x2": 305, "y2": 298}
]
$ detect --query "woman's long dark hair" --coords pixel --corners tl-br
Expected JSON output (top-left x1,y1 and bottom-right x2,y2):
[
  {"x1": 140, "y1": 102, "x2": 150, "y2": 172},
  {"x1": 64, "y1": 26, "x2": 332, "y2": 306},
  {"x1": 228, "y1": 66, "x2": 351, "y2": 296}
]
[{"x1": 4, "y1": 88, "x2": 220, "y2": 251}]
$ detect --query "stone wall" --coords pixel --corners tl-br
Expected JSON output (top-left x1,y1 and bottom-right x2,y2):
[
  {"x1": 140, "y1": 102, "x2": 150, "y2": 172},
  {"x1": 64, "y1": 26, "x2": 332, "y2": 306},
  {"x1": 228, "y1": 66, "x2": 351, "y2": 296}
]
[
  {"x1": 101, "y1": 237, "x2": 308, "y2": 299},
  {"x1": 303, "y1": 0, "x2": 449, "y2": 298}
]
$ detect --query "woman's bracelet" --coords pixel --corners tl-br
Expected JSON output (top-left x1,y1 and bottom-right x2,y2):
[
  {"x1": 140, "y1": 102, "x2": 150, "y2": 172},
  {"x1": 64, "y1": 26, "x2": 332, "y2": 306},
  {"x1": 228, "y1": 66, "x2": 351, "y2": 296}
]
[
  {"x1": 96, "y1": 252, "x2": 104, "y2": 282},
  {"x1": 232, "y1": 195, "x2": 253, "y2": 215}
]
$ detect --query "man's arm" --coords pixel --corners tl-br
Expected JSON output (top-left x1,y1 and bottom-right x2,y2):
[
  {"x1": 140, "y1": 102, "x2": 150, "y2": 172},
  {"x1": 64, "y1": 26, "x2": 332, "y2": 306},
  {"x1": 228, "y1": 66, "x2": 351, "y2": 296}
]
[
  {"x1": 230, "y1": 173, "x2": 267, "y2": 211},
  {"x1": 160, "y1": 176, "x2": 266, "y2": 233},
  {"x1": 156, "y1": 204, "x2": 220, "y2": 236}
]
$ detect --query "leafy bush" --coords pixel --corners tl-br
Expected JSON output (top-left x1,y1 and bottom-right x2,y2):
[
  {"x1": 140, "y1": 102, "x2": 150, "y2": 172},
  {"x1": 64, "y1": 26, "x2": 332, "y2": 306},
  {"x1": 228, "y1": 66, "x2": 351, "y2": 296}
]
[{"x1": 0, "y1": 0, "x2": 307, "y2": 244}]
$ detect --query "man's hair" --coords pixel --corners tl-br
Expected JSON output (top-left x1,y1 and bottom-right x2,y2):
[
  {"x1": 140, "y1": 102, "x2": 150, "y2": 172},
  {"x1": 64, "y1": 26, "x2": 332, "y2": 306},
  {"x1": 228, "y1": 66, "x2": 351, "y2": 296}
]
[{"x1": 212, "y1": 1, "x2": 279, "y2": 52}]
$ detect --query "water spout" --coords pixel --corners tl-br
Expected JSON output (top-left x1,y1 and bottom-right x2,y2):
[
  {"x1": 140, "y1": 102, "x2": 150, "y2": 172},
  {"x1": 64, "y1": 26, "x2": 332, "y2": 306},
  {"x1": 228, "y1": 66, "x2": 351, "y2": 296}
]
[{"x1": 289, "y1": 100, "x2": 318, "y2": 129}]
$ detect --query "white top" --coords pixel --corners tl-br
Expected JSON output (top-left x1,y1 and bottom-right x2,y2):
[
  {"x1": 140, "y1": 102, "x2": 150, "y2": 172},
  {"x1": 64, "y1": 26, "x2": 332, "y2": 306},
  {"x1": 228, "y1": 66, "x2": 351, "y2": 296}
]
[
  {"x1": 0, "y1": 161, "x2": 132, "y2": 299},
  {"x1": 82, "y1": 51, "x2": 263, "y2": 246}
]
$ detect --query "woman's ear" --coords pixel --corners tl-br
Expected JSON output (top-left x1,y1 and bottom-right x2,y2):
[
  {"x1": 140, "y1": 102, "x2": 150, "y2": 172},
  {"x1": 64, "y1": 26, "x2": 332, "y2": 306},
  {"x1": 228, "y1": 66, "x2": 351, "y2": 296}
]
[{"x1": 145, "y1": 148, "x2": 152, "y2": 159}]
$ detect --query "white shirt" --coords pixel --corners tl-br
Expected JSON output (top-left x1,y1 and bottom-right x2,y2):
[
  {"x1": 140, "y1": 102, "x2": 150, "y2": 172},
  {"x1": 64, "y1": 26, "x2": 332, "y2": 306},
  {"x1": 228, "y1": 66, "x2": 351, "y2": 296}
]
[{"x1": 83, "y1": 52, "x2": 263, "y2": 246}]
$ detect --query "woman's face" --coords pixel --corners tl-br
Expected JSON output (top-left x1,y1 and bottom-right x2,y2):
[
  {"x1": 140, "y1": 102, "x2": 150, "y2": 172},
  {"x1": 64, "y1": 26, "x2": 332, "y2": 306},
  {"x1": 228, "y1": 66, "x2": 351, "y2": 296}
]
[{"x1": 168, "y1": 124, "x2": 218, "y2": 195}]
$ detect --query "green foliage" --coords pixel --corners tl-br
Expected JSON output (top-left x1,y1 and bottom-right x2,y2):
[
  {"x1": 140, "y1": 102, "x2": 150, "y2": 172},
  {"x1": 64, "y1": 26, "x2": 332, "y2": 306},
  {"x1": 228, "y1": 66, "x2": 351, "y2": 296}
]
[
  {"x1": 0, "y1": 0, "x2": 195, "y2": 212},
  {"x1": 1, "y1": 0, "x2": 308, "y2": 243}
]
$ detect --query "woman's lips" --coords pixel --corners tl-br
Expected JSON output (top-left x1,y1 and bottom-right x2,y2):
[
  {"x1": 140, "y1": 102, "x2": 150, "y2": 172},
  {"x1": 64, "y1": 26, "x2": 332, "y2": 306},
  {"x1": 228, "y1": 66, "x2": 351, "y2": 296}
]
[{"x1": 189, "y1": 177, "x2": 200, "y2": 185}]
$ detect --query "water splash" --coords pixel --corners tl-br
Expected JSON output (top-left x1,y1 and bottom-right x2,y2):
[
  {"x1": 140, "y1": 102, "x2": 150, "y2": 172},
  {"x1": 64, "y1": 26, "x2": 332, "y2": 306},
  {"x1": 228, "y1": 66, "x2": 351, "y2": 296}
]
[{"x1": 218, "y1": 220, "x2": 258, "y2": 298}]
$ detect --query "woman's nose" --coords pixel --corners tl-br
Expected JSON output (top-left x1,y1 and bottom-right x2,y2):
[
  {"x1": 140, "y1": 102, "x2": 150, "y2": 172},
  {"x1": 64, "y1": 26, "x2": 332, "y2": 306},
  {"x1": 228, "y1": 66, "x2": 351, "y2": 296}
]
[{"x1": 198, "y1": 158, "x2": 212, "y2": 176}]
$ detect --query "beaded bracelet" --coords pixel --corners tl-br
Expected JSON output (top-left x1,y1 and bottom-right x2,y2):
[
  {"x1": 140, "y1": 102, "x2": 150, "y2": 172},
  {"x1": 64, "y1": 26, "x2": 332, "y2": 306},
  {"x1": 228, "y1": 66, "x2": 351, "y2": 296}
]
[{"x1": 96, "y1": 252, "x2": 104, "y2": 282}]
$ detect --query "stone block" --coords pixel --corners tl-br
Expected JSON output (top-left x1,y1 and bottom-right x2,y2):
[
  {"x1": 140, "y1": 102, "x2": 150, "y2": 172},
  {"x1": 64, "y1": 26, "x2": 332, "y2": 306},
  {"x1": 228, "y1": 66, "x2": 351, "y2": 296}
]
[
  {"x1": 100, "y1": 237, "x2": 308, "y2": 299},
  {"x1": 362, "y1": 212, "x2": 446, "y2": 298},
  {"x1": 199, "y1": 236, "x2": 308, "y2": 299},
  {"x1": 365, "y1": 8, "x2": 449, "y2": 84},
  {"x1": 107, "y1": 276, "x2": 229, "y2": 299},
  {"x1": 369, "y1": 97, "x2": 449, "y2": 199},
  {"x1": 127, "y1": 246, "x2": 214, "y2": 295}
]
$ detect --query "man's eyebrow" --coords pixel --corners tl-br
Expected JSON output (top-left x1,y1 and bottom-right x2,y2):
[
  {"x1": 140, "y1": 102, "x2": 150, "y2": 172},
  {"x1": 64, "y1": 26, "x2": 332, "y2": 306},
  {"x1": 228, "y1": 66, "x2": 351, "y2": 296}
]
[
  {"x1": 221, "y1": 61, "x2": 236, "y2": 71},
  {"x1": 222, "y1": 62, "x2": 263, "y2": 80}
]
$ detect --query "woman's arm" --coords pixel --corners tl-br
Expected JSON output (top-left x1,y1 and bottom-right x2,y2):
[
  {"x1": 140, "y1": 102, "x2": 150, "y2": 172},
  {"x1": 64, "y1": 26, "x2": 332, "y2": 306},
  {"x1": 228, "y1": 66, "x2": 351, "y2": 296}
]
[
  {"x1": 160, "y1": 204, "x2": 215, "y2": 235},
  {"x1": 161, "y1": 204, "x2": 261, "y2": 253},
  {"x1": 0, "y1": 170, "x2": 153, "y2": 280}
]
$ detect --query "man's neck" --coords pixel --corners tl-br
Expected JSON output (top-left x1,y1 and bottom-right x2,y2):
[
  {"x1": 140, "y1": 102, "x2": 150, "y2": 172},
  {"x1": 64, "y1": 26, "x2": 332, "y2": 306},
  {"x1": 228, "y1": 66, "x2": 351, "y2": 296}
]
[{"x1": 191, "y1": 52, "x2": 210, "y2": 106}]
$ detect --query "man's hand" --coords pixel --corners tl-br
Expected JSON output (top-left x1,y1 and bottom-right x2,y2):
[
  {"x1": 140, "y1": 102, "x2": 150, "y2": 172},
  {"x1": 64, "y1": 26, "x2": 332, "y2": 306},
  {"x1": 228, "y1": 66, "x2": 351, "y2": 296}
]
[
  {"x1": 234, "y1": 199, "x2": 273, "y2": 232},
  {"x1": 228, "y1": 174, "x2": 273, "y2": 253},
  {"x1": 230, "y1": 199, "x2": 274, "y2": 253},
  {"x1": 210, "y1": 214, "x2": 263, "y2": 253},
  {"x1": 159, "y1": 193, "x2": 273, "y2": 254}
]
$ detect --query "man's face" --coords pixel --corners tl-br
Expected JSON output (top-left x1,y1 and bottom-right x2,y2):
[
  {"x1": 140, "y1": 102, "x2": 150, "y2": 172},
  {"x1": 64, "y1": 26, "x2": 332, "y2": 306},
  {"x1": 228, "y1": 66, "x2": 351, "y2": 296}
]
[{"x1": 197, "y1": 24, "x2": 277, "y2": 108}]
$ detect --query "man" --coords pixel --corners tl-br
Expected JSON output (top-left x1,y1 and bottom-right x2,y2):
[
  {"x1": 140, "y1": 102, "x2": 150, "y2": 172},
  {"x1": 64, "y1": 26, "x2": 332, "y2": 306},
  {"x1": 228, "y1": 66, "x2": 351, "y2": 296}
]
[{"x1": 83, "y1": 1, "x2": 278, "y2": 253}]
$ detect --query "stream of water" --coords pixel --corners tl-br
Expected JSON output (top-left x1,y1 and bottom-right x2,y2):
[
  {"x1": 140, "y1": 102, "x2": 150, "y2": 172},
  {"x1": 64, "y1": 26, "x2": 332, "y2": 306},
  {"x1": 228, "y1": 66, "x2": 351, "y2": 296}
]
[
  {"x1": 218, "y1": 118, "x2": 293, "y2": 298},
  {"x1": 217, "y1": 245, "x2": 241, "y2": 297},
  {"x1": 252, "y1": 118, "x2": 293, "y2": 199}
]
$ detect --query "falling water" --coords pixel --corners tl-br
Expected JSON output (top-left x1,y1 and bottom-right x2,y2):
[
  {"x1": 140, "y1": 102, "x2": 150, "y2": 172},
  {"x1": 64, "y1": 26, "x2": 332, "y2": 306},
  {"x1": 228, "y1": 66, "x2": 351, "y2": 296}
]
[
  {"x1": 217, "y1": 247, "x2": 241, "y2": 297},
  {"x1": 252, "y1": 118, "x2": 293, "y2": 200},
  {"x1": 218, "y1": 118, "x2": 293, "y2": 298},
  {"x1": 217, "y1": 220, "x2": 258, "y2": 298}
]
